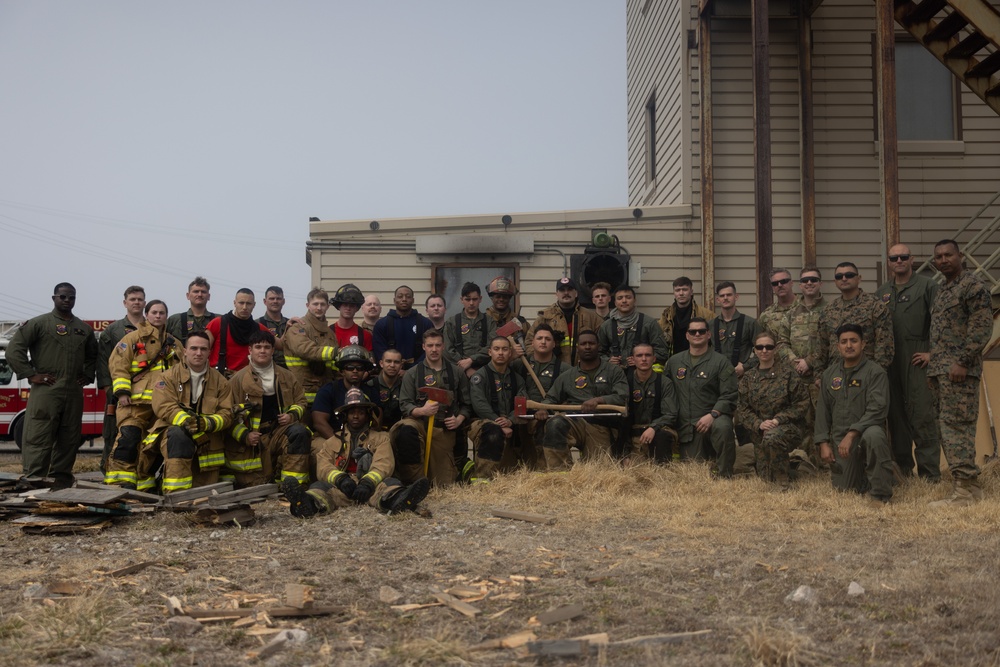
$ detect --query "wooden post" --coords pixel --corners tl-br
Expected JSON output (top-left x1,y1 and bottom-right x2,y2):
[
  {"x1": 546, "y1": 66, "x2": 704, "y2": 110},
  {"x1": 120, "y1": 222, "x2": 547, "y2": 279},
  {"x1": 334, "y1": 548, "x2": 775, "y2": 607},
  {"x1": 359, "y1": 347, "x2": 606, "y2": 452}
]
[
  {"x1": 699, "y1": 4, "x2": 715, "y2": 307},
  {"x1": 876, "y1": 0, "x2": 900, "y2": 253},
  {"x1": 798, "y1": 0, "x2": 816, "y2": 267},
  {"x1": 753, "y1": 0, "x2": 774, "y2": 311}
]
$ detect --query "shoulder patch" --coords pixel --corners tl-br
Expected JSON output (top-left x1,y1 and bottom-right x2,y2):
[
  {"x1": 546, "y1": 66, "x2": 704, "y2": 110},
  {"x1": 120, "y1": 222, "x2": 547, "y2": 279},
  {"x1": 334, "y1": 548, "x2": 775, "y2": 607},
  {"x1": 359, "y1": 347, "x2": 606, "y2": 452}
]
[
  {"x1": 470, "y1": 374, "x2": 482, "y2": 385},
  {"x1": 155, "y1": 380, "x2": 166, "y2": 389},
  {"x1": 831, "y1": 377, "x2": 843, "y2": 390},
  {"x1": 881, "y1": 293, "x2": 890, "y2": 303}
]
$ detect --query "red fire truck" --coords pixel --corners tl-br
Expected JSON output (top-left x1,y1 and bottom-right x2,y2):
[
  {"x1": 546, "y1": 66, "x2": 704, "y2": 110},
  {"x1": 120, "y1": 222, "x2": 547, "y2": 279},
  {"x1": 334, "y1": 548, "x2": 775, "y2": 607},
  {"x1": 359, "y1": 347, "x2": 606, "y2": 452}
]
[{"x1": 0, "y1": 319, "x2": 111, "y2": 449}]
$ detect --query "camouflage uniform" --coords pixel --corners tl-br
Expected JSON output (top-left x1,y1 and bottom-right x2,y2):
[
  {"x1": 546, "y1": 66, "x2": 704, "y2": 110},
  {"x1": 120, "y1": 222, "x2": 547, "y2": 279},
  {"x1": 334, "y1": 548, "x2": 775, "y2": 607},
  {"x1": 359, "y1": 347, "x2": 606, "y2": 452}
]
[
  {"x1": 735, "y1": 360, "x2": 810, "y2": 485},
  {"x1": 166, "y1": 309, "x2": 217, "y2": 346},
  {"x1": 817, "y1": 290, "x2": 894, "y2": 374},
  {"x1": 663, "y1": 349, "x2": 738, "y2": 476},
  {"x1": 778, "y1": 296, "x2": 826, "y2": 456},
  {"x1": 928, "y1": 271, "x2": 992, "y2": 481},
  {"x1": 709, "y1": 311, "x2": 762, "y2": 370},
  {"x1": 815, "y1": 356, "x2": 893, "y2": 500},
  {"x1": 876, "y1": 274, "x2": 940, "y2": 479},
  {"x1": 756, "y1": 301, "x2": 795, "y2": 341}
]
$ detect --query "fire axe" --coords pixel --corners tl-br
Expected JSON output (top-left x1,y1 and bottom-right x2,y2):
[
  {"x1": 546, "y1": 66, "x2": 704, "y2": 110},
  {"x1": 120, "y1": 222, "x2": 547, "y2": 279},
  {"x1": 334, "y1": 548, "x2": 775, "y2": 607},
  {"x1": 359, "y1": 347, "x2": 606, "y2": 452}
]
[
  {"x1": 513, "y1": 395, "x2": 627, "y2": 419},
  {"x1": 418, "y1": 386, "x2": 455, "y2": 476}
]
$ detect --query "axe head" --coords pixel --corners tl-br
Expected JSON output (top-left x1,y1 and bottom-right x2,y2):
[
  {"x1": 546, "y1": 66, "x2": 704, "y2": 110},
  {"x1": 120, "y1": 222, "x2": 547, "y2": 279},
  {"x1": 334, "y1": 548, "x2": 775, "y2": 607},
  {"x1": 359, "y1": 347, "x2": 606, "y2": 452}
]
[
  {"x1": 496, "y1": 318, "x2": 522, "y2": 339},
  {"x1": 513, "y1": 395, "x2": 528, "y2": 417},
  {"x1": 419, "y1": 386, "x2": 454, "y2": 405}
]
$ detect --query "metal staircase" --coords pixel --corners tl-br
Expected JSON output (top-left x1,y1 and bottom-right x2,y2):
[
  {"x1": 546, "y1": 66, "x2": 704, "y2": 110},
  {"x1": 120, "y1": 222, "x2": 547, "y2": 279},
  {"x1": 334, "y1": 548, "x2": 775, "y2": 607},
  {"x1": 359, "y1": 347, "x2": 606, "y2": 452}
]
[{"x1": 893, "y1": 0, "x2": 1000, "y2": 115}]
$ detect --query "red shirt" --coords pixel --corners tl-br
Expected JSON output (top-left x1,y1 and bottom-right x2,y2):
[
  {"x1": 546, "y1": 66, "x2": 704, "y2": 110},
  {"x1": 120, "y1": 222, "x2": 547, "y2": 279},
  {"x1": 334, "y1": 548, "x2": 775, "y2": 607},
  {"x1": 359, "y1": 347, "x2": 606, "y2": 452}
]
[
  {"x1": 333, "y1": 322, "x2": 372, "y2": 351},
  {"x1": 206, "y1": 316, "x2": 271, "y2": 374}
]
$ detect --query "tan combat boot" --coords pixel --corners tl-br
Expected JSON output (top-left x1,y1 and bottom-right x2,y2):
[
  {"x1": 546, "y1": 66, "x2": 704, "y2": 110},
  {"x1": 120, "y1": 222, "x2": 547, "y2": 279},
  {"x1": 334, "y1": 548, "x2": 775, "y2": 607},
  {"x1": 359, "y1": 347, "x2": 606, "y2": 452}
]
[{"x1": 928, "y1": 478, "x2": 980, "y2": 508}]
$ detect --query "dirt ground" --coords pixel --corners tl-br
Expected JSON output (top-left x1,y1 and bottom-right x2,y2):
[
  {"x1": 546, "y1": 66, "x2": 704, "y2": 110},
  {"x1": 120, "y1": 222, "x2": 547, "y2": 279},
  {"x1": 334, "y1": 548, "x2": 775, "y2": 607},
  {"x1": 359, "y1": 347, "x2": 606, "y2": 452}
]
[{"x1": 1, "y1": 451, "x2": 999, "y2": 667}]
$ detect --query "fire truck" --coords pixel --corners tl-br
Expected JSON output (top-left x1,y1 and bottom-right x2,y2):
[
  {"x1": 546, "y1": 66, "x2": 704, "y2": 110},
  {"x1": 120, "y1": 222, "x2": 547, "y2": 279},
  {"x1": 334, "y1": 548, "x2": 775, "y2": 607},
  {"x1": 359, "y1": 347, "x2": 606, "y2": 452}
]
[{"x1": 0, "y1": 319, "x2": 111, "y2": 450}]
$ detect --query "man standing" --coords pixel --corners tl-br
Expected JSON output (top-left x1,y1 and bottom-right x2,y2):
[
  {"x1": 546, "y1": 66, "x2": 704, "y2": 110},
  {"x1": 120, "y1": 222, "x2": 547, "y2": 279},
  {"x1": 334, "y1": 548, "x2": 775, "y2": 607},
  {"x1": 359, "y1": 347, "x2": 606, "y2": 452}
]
[
  {"x1": 757, "y1": 269, "x2": 797, "y2": 338},
  {"x1": 485, "y1": 277, "x2": 523, "y2": 330},
  {"x1": 598, "y1": 286, "x2": 669, "y2": 370},
  {"x1": 529, "y1": 277, "x2": 604, "y2": 366},
  {"x1": 536, "y1": 330, "x2": 628, "y2": 470},
  {"x1": 817, "y1": 262, "x2": 894, "y2": 373},
  {"x1": 146, "y1": 331, "x2": 234, "y2": 494},
  {"x1": 658, "y1": 276, "x2": 715, "y2": 358},
  {"x1": 469, "y1": 336, "x2": 530, "y2": 477},
  {"x1": 425, "y1": 294, "x2": 447, "y2": 334},
  {"x1": 360, "y1": 294, "x2": 382, "y2": 333},
  {"x1": 205, "y1": 289, "x2": 270, "y2": 378},
  {"x1": 258, "y1": 286, "x2": 289, "y2": 369},
  {"x1": 166, "y1": 277, "x2": 216, "y2": 344},
  {"x1": 282, "y1": 288, "x2": 339, "y2": 407},
  {"x1": 815, "y1": 324, "x2": 894, "y2": 505},
  {"x1": 446, "y1": 282, "x2": 496, "y2": 378},
  {"x1": 923, "y1": 240, "x2": 993, "y2": 506},
  {"x1": 663, "y1": 317, "x2": 738, "y2": 477},
  {"x1": 330, "y1": 283, "x2": 372, "y2": 351},
  {"x1": 393, "y1": 329, "x2": 471, "y2": 487},
  {"x1": 710, "y1": 281, "x2": 761, "y2": 377},
  {"x1": 7, "y1": 283, "x2": 98, "y2": 489},
  {"x1": 590, "y1": 282, "x2": 613, "y2": 320},
  {"x1": 876, "y1": 244, "x2": 940, "y2": 480},
  {"x1": 97, "y1": 285, "x2": 146, "y2": 472},
  {"x1": 373, "y1": 285, "x2": 434, "y2": 369},
  {"x1": 364, "y1": 348, "x2": 405, "y2": 429}
]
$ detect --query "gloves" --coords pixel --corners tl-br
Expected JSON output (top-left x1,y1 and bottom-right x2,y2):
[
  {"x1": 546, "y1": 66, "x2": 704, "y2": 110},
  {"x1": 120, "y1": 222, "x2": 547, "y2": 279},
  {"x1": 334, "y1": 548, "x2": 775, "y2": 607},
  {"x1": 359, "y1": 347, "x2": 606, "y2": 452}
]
[
  {"x1": 182, "y1": 415, "x2": 199, "y2": 435},
  {"x1": 197, "y1": 415, "x2": 213, "y2": 433},
  {"x1": 352, "y1": 478, "x2": 376, "y2": 504},
  {"x1": 333, "y1": 473, "x2": 357, "y2": 498}
]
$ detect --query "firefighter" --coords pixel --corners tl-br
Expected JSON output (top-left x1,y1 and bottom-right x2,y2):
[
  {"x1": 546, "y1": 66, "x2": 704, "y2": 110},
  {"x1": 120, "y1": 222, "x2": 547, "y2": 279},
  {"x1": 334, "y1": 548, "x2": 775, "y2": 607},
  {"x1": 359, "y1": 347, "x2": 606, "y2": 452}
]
[
  {"x1": 140, "y1": 331, "x2": 234, "y2": 494},
  {"x1": 528, "y1": 277, "x2": 604, "y2": 366},
  {"x1": 281, "y1": 287, "x2": 339, "y2": 408},
  {"x1": 330, "y1": 283, "x2": 372, "y2": 350},
  {"x1": 226, "y1": 329, "x2": 310, "y2": 488},
  {"x1": 312, "y1": 345, "x2": 380, "y2": 440},
  {"x1": 281, "y1": 388, "x2": 430, "y2": 517},
  {"x1": 104, "y1": 300, "x2": 184, "y2": 489},
  {"x1": 6, "y1": 283, "x2": 98, "y2": 489}
]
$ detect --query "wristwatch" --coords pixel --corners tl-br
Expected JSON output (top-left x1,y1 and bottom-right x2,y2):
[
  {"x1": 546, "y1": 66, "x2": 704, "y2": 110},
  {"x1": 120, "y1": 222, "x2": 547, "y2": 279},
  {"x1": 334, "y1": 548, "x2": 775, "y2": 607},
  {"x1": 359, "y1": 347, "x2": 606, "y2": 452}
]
[{"x1": 710, "y1": 410, "x2": 721, "y2": 418}]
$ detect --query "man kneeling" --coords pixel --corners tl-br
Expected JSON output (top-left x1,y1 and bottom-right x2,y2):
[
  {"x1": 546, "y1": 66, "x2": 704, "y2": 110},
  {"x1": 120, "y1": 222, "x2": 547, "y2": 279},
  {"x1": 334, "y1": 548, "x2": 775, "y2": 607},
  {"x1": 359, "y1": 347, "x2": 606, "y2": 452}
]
[{"x1": 281, "y1": 389, "x2": 429, "y2": 516}]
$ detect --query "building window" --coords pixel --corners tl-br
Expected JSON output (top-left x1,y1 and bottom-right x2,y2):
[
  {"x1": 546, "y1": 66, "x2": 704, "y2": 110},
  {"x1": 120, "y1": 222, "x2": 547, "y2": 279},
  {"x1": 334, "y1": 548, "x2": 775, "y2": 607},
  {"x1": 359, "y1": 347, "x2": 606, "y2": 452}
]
[
  {"x1": 895, "y1": 40, "x2": 958, "y2": 141},
  {"x1": 432, "y1": 264, "x2": 519, "y2": 319},
  {"x1": 645, "y1": 91, "x2": 657, "y2": 183}
]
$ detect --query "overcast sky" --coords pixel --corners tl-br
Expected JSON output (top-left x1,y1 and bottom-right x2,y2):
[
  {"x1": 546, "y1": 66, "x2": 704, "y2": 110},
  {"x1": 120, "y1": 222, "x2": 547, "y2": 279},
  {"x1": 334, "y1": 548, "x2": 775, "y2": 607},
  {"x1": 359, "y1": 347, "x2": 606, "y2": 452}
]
[{"x1": 0, "y1": 2, "x2": 627, "y2": 322}]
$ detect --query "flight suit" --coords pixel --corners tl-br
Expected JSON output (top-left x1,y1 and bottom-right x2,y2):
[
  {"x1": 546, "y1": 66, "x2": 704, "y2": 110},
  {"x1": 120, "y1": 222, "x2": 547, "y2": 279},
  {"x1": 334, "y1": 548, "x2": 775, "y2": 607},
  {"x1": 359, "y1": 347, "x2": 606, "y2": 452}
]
[
  {"x1": 469, "y1": 362, "x2": 530, "y2": 477},
  {"x1": 597, "y1": 313, "x2": 670, "y2": 369}
]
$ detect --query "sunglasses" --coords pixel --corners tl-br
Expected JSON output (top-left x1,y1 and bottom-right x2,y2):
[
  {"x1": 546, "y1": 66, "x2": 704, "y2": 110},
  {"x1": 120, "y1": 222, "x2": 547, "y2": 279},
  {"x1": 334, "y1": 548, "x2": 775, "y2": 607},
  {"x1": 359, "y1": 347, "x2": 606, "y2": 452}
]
[
  {"x1": 888, "y1": 254, "x2": 911, "y2": 262},
  {"x1": 800, "y1": 276, "x2": 820, "y2": 284},
  {"x1": 834, "y1": 272, "x2": 858, "y2": 280},
  {"x1": 687, "y1": 328, "x2": 708, "y2": 336},
  {"x1": 754, "y1": 344, "x2": 776, "y2": 351},
  {"x1": 770, "y1": 277, "x2": 791, "y2": 287}
]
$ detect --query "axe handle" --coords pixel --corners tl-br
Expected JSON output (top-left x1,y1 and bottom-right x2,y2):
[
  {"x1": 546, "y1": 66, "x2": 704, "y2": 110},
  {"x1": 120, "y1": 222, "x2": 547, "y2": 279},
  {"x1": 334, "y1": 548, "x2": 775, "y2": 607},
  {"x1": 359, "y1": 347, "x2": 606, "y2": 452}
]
[
  {"x1": 424, "y1": 413, "x2": 435, "y2": 477},
  {"x1": 522, "y1": 359, "x2": 547, "y2": 399},
  {"x1": 526, "y1": 399, "x2": 627, "y2": 415}
]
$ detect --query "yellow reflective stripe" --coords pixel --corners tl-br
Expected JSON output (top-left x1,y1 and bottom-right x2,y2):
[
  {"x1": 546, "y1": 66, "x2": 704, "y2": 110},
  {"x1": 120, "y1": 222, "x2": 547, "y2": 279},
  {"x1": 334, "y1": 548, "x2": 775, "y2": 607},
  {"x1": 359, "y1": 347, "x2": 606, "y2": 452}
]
[
  {"x1": 142, "y1": 431, "x2": 160, "y2": 446},
  {"x1": 326, "y1": 470, "x2": 345, "y2": 485},
  {"x1": 320, "y1": 346, "x2": 336, "y2": 361},
  {"x1": 305, "y1": 391, "x2": 316, "y2": 403},
  {"x1": 362, "y1": 471, "x2": 383, "y2": 486},
  {"x1": 281, "y1": 470, "x2": 309, "y2": 483},
  {"x1": 206, "y1": 414, "x2": 224, "y2": 432},
  {"x1": 151, "y1": 360, "x2": 168, "y2": 371},
  {"x1": 198, "y1": 452, "x2": 226, "y2": 469},
  {"x1": 130, "y1": 389, "x2": 153, "y2": 401},
  {"x1": 112, "y1": 378, "x2": 132, "y2": 394},
  {"x1": 227, "y1": 457, "x2": 263, "y2": 472},
  {"x1": 219, "y1": 473, "x2": 236, "y2": 483},
  {"x1": 284, "y1": 356, "x2": 308, "y2": 368},
  {"x1": 287, "y1": 405, "x2": 305, "y2": 419},
  {"x1": 171, "y1": 412, "x2": 192, "y2": 427},
  {"x1": 652, "y1": 364, "x2": 664, "y2": 373},
  {"x1": 163, "y1": 477, "x2": 193, "y2": 491},
  {"x1": 560, "y1": 339, "x2": 572, "y2": 347},
  {"x1": 136, "y1": 477, "x2": 156, "y2": 491},
  {"x1": 232, "y1": 423, "x2": 249, "y2": 442},
  {"x1": 250, "y1": 416, "x2": 261, "y2": 429},
  {"x1": 104, "y1": 470, "x2": 137, "y2": 485}
]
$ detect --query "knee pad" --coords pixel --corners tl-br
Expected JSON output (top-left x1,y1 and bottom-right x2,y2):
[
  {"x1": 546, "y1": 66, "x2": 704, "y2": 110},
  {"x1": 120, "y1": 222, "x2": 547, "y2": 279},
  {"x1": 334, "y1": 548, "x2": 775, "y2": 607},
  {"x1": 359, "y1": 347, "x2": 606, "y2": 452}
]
[
  {"x1": 165, "y1": 427, "x2": 196, "y2": 460},
  {"x1": 542, "y1": 417, "x2": 570, "y2": 450},
  {"x1": 114, "y1": 425, "x2": 143, "y2": 464},
  {"x1": 393, "y1": 425, "x2": 423, "y2": 465},
  {"x1": 284, "y1": 424, "x2": 311, "y2": 455},
  {"x1": 477, "y1": 423, "x2": 505, "y2": 462},
  {"x1": 651, "y1": 428, "x2": 677, "y2": 464}
]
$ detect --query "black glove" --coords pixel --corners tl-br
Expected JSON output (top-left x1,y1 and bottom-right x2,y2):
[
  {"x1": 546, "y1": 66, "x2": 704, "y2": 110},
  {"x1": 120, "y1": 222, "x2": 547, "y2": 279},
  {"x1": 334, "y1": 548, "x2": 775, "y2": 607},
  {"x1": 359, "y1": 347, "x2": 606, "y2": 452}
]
[
  {"x1": 352, "y1": 478, "x2": 376, "y2": 504},
  {"x1": 333, "y1": 473, "x2": 357, "y2": 497}
]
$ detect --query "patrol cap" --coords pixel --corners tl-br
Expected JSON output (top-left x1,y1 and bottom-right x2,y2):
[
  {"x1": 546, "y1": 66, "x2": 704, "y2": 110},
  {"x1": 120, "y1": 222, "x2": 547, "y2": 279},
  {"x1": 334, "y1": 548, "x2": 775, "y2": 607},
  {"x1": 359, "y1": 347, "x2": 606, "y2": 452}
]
[{"x1": 555, "y1": 277, "x2": 578, "y2": 291}]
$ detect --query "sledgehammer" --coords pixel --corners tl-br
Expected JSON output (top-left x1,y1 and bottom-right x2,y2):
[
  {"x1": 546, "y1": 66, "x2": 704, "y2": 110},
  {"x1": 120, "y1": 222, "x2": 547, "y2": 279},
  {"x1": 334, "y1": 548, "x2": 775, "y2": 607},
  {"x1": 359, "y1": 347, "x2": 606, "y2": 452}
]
[{"x1": 418, "y1": 386, "x2": 455, "y2": 476}]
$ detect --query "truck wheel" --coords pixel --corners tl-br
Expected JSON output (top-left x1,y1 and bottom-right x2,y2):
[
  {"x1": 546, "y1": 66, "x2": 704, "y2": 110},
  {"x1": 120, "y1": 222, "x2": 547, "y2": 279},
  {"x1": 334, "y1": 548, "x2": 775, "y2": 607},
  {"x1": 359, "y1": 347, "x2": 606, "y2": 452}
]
[{"x1": 12, "y1": 417, "x2": 23, "y2": 451}]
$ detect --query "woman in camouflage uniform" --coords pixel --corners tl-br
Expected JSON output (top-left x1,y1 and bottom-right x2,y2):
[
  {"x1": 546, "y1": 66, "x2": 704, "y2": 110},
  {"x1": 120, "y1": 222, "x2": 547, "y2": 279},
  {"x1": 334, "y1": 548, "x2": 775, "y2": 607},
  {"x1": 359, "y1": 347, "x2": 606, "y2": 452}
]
[{"x1": 735, "y1": 332, "x2": 810, "y2": 488}]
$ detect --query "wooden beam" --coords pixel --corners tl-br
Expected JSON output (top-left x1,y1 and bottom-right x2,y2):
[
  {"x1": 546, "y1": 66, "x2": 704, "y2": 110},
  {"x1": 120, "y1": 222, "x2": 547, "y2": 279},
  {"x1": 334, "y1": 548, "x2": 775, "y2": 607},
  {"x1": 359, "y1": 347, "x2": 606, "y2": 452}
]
[
  {"x1": 699, "y1": 8, "x2": 715, "y2": 306},
  {"x1": 798, "y1": 0, "x2": 816, "y2": 267},
  {"x1": 753, "y1": 0, "x2": 774, "y2": 310},
  {"x1": 877, "y1": 0, "x2": 900, "y2": 254}
]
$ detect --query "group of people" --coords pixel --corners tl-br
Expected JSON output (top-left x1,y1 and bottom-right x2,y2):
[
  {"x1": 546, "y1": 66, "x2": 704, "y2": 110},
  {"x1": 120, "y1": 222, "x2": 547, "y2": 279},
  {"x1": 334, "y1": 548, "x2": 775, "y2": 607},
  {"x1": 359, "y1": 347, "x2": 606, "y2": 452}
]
[{"x1": 5, "y1": 237, "x2": 992, "y2": 516}]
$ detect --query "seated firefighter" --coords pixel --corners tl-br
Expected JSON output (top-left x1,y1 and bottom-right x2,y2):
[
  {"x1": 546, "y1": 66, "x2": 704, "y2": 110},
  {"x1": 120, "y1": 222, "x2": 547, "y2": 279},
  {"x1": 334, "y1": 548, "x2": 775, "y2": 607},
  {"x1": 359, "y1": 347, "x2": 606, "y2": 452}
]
[
  {"x1": 535, "y1": 330, "x2": 628, "y2": 470},
  {"x1": 226, "y1": 329, "x2": 310, "y2": 488},
  {"x1": 468, "y1": 336, "x2": 531, "y2": 480},
  {"x1": 618, "y1": 342, "x2": 678, "y2": 464},
  {"x1": 280, "y1": 388, "x2": 430, "y2": 517},
  {"x1": 139, "y1": 331, "x2": 234, "y2": 494}
]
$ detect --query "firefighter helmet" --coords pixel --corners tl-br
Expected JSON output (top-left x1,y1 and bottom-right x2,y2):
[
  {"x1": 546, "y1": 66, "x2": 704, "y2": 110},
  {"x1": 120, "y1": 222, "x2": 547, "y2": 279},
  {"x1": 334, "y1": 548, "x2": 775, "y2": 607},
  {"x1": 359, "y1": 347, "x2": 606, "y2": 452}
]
[
  {"x1": 331, "y1": 283, "x2": 365, "y2": 308},
  {"x1": 486, "y1": 276, "x2": 517, "y2": 297},
  {"x1": 336, "y1": 344, "x2": 376, "y2": 372}
]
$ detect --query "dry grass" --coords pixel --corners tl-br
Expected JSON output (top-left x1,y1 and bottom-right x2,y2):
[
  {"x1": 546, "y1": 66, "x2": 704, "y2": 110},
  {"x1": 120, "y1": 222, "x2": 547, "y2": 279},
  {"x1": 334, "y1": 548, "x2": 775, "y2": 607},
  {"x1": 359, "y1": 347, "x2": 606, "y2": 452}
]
[{"x1": 1, "y1": 452, "x2": 1000, "y2": 665}]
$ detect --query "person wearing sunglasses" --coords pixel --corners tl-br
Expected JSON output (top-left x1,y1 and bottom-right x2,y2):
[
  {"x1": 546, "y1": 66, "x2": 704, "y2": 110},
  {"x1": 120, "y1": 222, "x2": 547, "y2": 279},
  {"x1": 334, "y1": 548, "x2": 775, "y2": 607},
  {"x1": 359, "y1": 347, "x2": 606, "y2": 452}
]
[
  {"x1": 735, "y1": 331, "x2": 810, "y2": 488},
  {"x1": 817, "y1": 262, "x2": 894, "y2": 375},
  {"x1": 663, "y1": 317, "x2": 738, "y2": 477},
  {"x1": 875, "y1": 244, "x2": 941, "y2": 483},
  {"x1": 757, "y1": 268, "x2": 797, "y2": 348}
]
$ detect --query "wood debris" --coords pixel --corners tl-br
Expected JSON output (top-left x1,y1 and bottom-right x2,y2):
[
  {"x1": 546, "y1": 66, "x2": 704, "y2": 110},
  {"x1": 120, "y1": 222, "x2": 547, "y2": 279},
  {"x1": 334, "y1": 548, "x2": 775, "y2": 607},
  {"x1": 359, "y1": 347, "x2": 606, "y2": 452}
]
[
  {"x1": 428, "y1": 587, "x2": 481, "y2": 617},
  {"x1": 491, "y1": 508, "x2": 557, "y2": 524},
  {"x1": 529, "y1": 602, "x2": 585, "y2": 626},
  {"x1": 284, "y1": 583, "x2": 314, "y2": 609}
]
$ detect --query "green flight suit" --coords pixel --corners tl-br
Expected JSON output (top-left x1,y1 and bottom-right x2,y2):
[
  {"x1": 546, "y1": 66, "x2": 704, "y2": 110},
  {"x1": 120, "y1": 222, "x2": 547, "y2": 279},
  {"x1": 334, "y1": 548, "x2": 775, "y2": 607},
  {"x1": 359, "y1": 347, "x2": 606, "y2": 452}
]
[
  {"x1": 709, "y1": 311, "x2": 762, "y2": 370},
  {"x1": 6, "y1": 310, "x2": 98, "y2": 486},
  {"x1": 166, "y1": 308, "x2": 217, "y2": 345},
  {"x1": 469, "y1": 362, "x2": 530, "y2": 476},
  {"x1": 445, "y1": 311, "x2": 496, "y2": 368},
  {"x1": 512, "y1": 354, "x2": 569, "y2": 468},
  {"x1": 815, "y1": 357, "x2": 893, "y2": 500},
  {"x1": 664, "y1": 349, "x2": 738, "y2": 476},
  {"x1": 876, "y1": 274, "x2": 940, "y2": 480},
  {"x1": 597, "y1": 312, "x2": 670, "y2": 370}
]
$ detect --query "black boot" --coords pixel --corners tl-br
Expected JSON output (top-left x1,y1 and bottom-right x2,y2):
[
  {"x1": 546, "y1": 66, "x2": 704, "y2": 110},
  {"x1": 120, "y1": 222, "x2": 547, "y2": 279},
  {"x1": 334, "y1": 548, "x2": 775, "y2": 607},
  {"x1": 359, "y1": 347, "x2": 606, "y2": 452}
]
[
  {"x1": 384, "y1": 477, "x2": 430, "y2": 514},
  {"x1": 281, "y1": 478, "x2": 318, "y2": 518}
]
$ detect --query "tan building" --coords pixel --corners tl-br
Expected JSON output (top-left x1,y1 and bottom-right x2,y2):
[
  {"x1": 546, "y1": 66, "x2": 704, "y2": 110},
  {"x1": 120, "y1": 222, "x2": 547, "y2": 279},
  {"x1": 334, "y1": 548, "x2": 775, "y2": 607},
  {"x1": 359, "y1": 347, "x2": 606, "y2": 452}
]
[{"x1": 309, "y1": 0, "x2": 1000, "y2": 316}]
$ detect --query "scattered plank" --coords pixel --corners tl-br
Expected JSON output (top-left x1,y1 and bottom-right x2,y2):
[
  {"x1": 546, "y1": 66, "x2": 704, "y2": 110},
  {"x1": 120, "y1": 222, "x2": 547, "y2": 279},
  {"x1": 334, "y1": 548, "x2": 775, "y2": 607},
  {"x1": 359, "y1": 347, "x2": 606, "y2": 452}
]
[
  {"x1": 527, "y1": 639, "x2": 589, "y2": 656},
  {"x1": 179, "y1": 605, "x2": 346, "y2": 619},
  {"x1": 610, "y1": 630, "x2": 712, "y2": 646},
  {"x1": 472, "y1": 630, "x2": 537, "y2": 651},
  {"x1": 14, "y1": 515, "x2": 113, "y2": 534},
  {"x1": 491, "y1": 509, "x2": 556, "y2": 525},
  {"x1": 161, "y1": 482, "x2": 233, "y2": 506},
  {"x1": 531, "y1": 603, "x2": 585, "y2": 626},
  {"x1": 186, "y1": 506, "x2": 255, "y2": 526},
  {"x1": 428, "y1": 588, "x2": 481, "y2": 618},
  {"x1": 75, "y1": 480, "x2": 162, "y2": 503},
  {"x1": 103, "y1": 561, "x2": 160, "y2": 578},
  {"x1": 284, "y1": 584, "x2": 314, "y2": 609},
  {"x1": 44, "y1": 488, "x2": 129, "y2": 505},
  {"x1": 390, "y1": 602, "x2": 443, "y2": 612},
  {"x1": 206, "y1": 484, "x2": 279, "y2": 507}
]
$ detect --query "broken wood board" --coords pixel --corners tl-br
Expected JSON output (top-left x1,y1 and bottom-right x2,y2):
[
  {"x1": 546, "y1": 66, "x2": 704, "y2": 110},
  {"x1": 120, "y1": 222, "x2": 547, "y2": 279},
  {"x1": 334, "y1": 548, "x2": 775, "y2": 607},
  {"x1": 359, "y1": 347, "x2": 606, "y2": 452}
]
[
  {"x1": 530, "y1": 603, "x2": 585, "y2": 626},
  {"x1": 161, "y1": 482, "x2": 234, "y2": 506},
  {"x1": 43, "y1": 487, "x2": 129, "y2": 505},
  {"x1": 18, "y1": 517, "x2": 113, "y2": 534},
  {"x1": 527, "y1": 639, "x2": 590, "y2": 656},
  {"x1": 471, "y1": 630, "x2": 537, "y2": 651},
  {"x1": 284, "y1": 584, "x2": 314, "y2": 609},
  {"x1": 206, "y1": 484, "x2": 279, "y2": 507},
  {"x1": 102, "y1": 561, "x2": 161, "y2": 578},
  {"x1": 177, "y1": 605, "x2": 347, "y2": 620},
  {"x1": 491, "y1": 509, "x2": 556, "y2": 525},
  {"x1": 74, "y1": 480, "x2": 162, "y2": 503},
  {"x1": 610, "y1": 629, "x2": 712, "y2": 646},
  {"x1": 428, "y1": 587, "x2": 481, "y2": 618}
]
